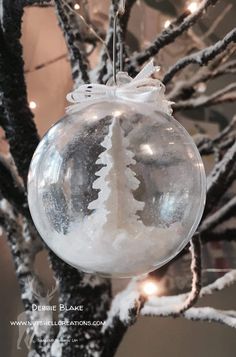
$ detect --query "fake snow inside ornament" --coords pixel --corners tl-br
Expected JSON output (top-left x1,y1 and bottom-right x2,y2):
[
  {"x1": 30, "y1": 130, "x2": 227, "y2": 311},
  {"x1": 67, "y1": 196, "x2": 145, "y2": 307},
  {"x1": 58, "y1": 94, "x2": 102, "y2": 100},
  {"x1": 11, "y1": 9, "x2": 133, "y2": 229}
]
[{"x1": 28, "y1": 61, "x2": 206, "y2": 277}]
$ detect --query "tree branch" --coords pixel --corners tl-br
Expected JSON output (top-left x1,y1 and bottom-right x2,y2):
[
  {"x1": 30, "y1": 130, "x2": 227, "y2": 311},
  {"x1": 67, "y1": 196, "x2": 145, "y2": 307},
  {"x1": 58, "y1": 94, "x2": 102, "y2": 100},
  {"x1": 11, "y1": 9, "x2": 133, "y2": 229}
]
[
  {"x1": 49, "y1": 253, "x2": 112, "y2": 357},
  {"x1": 213, "y1": 116, "x2": 236, "y2": 144},
  {"x1": 0, "y1": 155, "x2": 28, "y2": 216},
  {"x1": 201, "y1": 228, "x2": 236, "y2": 243},
  {"x1": 168, "y1": 59, "x2": 236, "y2": 101},
  {"x1": 0, "y1": 2, "x2": 39, "y2": 185},
  {"x1": 96, "y1": 0, "x2": 137, "y2": 83},
  {"x1": 205, "y1": 140, "x2": 236, "y2": 215},
  {"x1": 200, "y1": 196, "x2": 236, "y2": 233},
  {"x1": 173, "y1": 83, "x2": 236, "y2": 111},
  {"x1": 23, "y1": 0, "x2": 52, "y2": 6},
  {"x1": 163, "y1": 28, "x2": 236, "y2": 85},
  {"x1": 54, "y1": 0, "x2": 90, "y2": 86},
  {"x1": 142, "y1": 305, "x2": 236, "y2": 329},
  {"x1": 101, "y1": 279, "x2": 145, "y2": 357},
  {"x1": 128, "y1": 0, "x2": 219, "y2": 75},
  {"x1": 141, "y1": 270, "x2": 236, "y2": 328},
  {"x1": 0, "y1": 208, "x2": 49, "y2": 354},
  {"x1": 96, "y1": 0, "x2": 119, "y2": 84}
]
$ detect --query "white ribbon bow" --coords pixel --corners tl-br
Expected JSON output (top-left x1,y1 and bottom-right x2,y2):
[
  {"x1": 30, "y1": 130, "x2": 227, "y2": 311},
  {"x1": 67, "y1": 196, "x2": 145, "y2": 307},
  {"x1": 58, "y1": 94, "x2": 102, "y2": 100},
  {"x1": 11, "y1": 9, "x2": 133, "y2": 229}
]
[{"x1": 66, "y1": 60, "x2": 173, "y2": 115}]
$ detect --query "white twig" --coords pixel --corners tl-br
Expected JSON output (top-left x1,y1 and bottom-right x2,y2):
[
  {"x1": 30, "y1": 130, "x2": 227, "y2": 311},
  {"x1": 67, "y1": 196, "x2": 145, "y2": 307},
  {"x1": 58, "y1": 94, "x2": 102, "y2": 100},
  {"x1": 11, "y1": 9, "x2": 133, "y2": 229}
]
[
  {"x1": 141, "y1": 306, "x2": 236, "y2": 329},
  {"x1": 102, "y1": 279, "x2": 141, "y2": 332}
]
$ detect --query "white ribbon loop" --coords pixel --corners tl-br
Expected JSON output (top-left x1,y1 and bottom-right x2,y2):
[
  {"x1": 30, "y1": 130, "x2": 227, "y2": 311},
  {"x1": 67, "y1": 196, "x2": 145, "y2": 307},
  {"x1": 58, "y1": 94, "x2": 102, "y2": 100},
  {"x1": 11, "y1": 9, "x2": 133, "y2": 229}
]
[{"x1": 66, "y1": 60, "x2": 173, "y2": 115}]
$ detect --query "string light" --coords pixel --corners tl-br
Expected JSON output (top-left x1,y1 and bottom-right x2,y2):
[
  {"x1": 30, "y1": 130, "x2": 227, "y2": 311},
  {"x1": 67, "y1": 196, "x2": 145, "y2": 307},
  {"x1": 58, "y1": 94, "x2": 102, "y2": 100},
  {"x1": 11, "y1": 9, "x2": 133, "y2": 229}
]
[
  {"x1": 29, "y1": 101, "x2": 37, "y2": 109},
  {"x1": 196, "y1": 82, "x2": 206, "y2": 93},
  {"x1": 141, "y1": 279, "x2": 159, "y2": 296},
  {"x1": 164, "y1": 19, "x2": 171, "y2": 29},
  {"x1": 74, "y1": 3, "x2": 80, "y2": 10},
  {"x1": 140, "y1": 143, "x2": 153, "y2": 155},
  {"x1": 187, "y1": 1, "x2": 198, "y2": 14}
]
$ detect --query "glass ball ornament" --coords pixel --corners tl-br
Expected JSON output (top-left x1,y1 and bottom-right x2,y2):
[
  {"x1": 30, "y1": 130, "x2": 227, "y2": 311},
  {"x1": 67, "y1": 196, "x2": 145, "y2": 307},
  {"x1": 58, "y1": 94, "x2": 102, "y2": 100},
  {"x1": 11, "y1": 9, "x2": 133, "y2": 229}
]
[{"x1": 28, "y1": 100, "x2": 206, "y2": 278}]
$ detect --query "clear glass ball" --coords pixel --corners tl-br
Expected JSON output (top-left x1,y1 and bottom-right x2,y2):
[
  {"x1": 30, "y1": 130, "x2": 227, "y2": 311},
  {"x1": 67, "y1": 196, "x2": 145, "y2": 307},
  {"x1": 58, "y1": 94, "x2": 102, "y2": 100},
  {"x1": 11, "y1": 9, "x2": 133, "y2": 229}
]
[{"x1": 28, "y1": 100, "x2": 206, "y2": 277}]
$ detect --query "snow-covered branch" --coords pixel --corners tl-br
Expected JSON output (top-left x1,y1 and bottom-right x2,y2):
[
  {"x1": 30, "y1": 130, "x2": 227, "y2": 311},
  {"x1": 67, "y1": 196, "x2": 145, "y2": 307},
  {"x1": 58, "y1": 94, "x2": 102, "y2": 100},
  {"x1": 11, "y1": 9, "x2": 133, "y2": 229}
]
[
  {"x1": 142, "y1": 306, "x2": 236, "y2": 329},
  {"x1": 173, "y1": 82, "x2": 236, "y2": 111},
  {"x1": 101, "y1": 237, "x2": 201, "y2": 346},
  {"x1": 200, "y1": 196, "x2": 236, "y2": 233},
  {"x1": 201, "y1": 270, "x2": 236, "y2": 296},
  {"x1": 213, "y1": 116, "x2": 236, "y2": 144},
  {"x1": 54, "y1": 0, "x2": 90, "y2": 86},
  {"x1": 96, "y1": 0, "x2": 119, "y2": 84},
  {"x1": 101, "y1": 279, "x2": 145, "y2": 357},
  {"x1": 205, "y1": 140, "x2": 236, "y2": 215},
  {"x1": 50, "y1": 253, "x2": 112, "y2": 357},
  {"x1": 96, "y1": 0, "x2": 137, "y2": 83},
  {"x1": 141, "y1": 270, "x2": 236, "y2": 328},
  {"x1": 193, "y1": 116, "x2": 236, "y2": 160},
  {"x1": 128, "y1": 0, "x2": 219, "y2": 75},
  {"x1": 0, "y1": 208, "x2": 48, "y2": 353},
  {"x1": 0, "y1": 155, "x2": 28, "y2": 216},
  {"x1": 103, "y1": 280, "x2": 143, "y2": 332},
  {"x1": 201, "y1": 228, "x2": 236, "y2": 243},
  {"x1": 145, "y1": 270, "x2": 236, "y2": 309},
  {"x1": 163, "y1": 28, "x2": 236, "y2": 84},
  {"x1": 101, "y1": 269, "x2": 236, "y2": 342},
  {"x1": 168, "y1": 59, "x2": 236, "y2": 101},
  {"x1": 0, "y1": 2, "x2": 39, "y2": 185},
  {"x1": 23, "y1": 0, "x2": 52, "y2": 7}
]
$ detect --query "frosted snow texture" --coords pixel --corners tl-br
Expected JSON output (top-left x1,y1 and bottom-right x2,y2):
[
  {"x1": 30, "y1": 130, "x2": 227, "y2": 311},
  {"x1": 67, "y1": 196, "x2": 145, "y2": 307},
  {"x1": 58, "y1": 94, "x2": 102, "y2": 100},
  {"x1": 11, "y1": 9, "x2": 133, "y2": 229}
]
[{"x1": 28, "y1": 100, "x2": 206, "y2": 277}]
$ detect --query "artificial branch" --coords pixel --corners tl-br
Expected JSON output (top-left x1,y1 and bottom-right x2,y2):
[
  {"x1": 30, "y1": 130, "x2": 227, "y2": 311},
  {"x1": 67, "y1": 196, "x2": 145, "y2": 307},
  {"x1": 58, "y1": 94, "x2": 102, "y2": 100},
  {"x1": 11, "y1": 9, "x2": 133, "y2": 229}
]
[
  {"x1": 0, "y1": 155, "x2": 28, "y2": 216},
  {"x1": 128, "y1": 0, "x2": 219, "y2": 75},
  {"x1": 96, "y1": 0, "x2": 136, "y2": 83},
  {"x1": 0, "y1": 5, "x2": 39, "y2": 185},
  {"x1": 49, "y1": 253, "x2": 112, "y2": 357},
  {"x1": 206, "y1": 140, "x2": 236, "y2": 215},
  {"x1": 141, "y1": 270, "x2": 236, "y2": 328},
  {"x1": 0, "y1": 208, "x2": 49, "y2": 354},
  {"x1": 200, "y1": 196, "x2": 236, "y2": 233},
  {"x1": 168, "y1": 59, "x2": 236, "y2": 102},
  {"x1": 142, "y1": 306, "x2": 236, "y2": 329},
  {"x1": 54, "y1": 0, "x2": 90, "y2": 86},
  {"x1": 145, "y1": 270, "x2": 236, "y2": 308},
  {"x1": 96, "y1": 0, "x2": 119, "y2": 84},
  {"x1": 193, "y1": 116, "x2": 236, "y2": 159},
  {"x1": 118, "y1": 0, "x2": 137, "y2": 70},
  {"x1": 119, "y1": 0, "x2": 136, "y2": 36},
  {"x1": 102, "y1": 280, "x2": 145, "y2": 357},
  {"x1": 213, "y1": 116, "x2": 236, "y2": 144},
  {"x1": 163, "y1": 28, "x2": 236, "y2": 85},
  {"x1": 173, "y1": 82, "x2": 236, "y2": 111},
  {"x1": 201, "y1": 228, "x2": 236, "y2": 243},
  {"x1": 23, "y1": 0, "x2": 52, "y2": 6}
]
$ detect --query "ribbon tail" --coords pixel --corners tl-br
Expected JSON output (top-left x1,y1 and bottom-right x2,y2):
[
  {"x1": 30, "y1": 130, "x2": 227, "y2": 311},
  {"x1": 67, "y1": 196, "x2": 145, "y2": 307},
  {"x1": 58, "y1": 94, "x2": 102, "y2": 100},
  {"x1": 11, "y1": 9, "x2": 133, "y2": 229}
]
[{"x1": 133, "y1": 59, "x2": 160, "y2": 82}]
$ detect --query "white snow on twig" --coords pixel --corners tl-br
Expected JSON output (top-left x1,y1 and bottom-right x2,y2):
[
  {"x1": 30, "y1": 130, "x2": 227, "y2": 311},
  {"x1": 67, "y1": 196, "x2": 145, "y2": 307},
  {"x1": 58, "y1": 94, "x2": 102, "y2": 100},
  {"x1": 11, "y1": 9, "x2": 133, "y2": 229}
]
[{"x1": 102, "y1": 279, "x2": 140, "y2": 331}]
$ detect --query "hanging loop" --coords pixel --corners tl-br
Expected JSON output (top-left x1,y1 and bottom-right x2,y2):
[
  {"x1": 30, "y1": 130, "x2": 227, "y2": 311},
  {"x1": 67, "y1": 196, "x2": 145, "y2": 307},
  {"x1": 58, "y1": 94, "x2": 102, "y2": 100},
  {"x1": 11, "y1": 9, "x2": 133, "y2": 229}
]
[{"x1": 113, "y1": 0, "x2": 126, "y2": 84}]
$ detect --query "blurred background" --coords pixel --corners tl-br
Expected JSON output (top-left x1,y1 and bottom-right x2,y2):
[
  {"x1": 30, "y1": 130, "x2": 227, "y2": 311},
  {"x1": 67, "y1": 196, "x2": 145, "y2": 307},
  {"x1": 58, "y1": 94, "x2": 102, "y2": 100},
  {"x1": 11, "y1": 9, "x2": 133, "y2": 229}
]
[{"x1": 0, "y1": 0, "x2": 236, "y2": 355}]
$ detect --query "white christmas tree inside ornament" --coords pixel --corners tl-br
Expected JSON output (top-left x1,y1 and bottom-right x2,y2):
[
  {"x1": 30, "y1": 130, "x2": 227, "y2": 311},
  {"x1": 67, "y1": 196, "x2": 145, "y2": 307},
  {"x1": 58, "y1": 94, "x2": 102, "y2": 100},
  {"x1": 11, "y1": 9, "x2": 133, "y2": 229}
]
[{"x1": 28, "y1": 60, "x2": 206, "y2": 277}]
